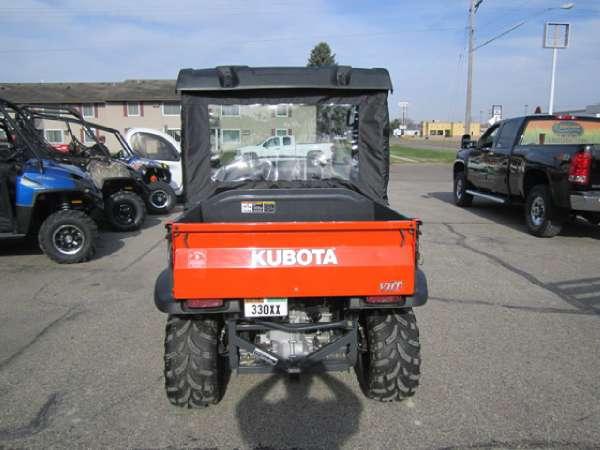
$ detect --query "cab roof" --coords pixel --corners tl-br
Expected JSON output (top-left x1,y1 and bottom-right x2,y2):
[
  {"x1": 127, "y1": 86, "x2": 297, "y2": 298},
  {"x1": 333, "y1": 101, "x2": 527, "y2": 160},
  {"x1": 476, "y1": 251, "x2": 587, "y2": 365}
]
[{"x1": 176, "y1": 66, "x2": 393, "y2": 92}]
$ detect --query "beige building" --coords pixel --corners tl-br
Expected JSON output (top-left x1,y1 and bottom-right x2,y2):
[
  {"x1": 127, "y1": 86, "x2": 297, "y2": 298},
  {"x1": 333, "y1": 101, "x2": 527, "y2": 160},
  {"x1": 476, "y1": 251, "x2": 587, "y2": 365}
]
[{"x1": 421, "y1": 120, "x2": 481, "y2": 138}]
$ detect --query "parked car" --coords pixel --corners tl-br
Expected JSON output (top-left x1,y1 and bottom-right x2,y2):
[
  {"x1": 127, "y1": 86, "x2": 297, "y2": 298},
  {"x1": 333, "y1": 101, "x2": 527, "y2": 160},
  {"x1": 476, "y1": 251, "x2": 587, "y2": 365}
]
[
  {"x1": 454, "y1": 114, "x2": 600, "y2": 237},
  {"x1": 0, "y1": 99, "x2": 100, "y2": 263},
  {"x1": 154, "y1": 65, "x2": 427, "y2": 408},
  {"x1": 125, "y1": 128, "x2": 183, "y2": 196}
]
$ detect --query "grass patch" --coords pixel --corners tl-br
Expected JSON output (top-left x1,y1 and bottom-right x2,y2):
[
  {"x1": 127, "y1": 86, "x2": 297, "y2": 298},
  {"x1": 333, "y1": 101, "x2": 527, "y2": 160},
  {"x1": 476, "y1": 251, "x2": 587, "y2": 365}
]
[{"x1": 390, "y1": 145, "x2": 456, "y2": 163}]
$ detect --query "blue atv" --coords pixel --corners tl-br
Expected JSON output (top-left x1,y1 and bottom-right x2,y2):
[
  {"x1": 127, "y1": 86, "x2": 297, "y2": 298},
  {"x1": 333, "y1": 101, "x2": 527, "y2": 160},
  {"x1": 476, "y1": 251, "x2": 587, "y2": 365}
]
[{"x1": 0, "y1": 100, "x2": 100, "y2": 263}]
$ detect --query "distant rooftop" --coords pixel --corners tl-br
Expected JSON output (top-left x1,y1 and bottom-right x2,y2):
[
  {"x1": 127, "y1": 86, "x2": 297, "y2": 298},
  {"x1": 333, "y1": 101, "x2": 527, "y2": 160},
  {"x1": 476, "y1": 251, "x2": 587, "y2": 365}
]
[{"x1": 0, "y1": 79, "x2": 178, "y2": 104}]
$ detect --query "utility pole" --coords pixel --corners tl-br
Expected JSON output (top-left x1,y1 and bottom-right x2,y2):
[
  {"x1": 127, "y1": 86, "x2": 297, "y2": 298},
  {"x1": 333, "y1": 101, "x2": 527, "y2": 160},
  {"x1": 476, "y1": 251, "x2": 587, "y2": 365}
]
[{"x1": 464, "y1": 0, "x2": 481, "y2": 137}]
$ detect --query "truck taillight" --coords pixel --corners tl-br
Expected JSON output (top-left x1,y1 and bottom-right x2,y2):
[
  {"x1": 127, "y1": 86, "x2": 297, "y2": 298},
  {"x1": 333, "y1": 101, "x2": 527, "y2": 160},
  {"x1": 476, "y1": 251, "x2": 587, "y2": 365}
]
[
  {"x1": 569, "y1": 150, "x2": 592, "y2": 185},
  {"x1": 556, "y1": 114, "x2": 576, "y2": 120},
  {"x1": 365, "y1": 296, "x2": 403, "y2": 304},
  {"x1": 187, "y1": 299, "x2": 223, "y2": 308}
]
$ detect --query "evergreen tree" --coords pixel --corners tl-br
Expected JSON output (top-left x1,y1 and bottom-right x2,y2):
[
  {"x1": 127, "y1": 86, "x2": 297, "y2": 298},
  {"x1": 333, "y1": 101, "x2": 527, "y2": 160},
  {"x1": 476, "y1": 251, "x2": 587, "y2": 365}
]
[{"x1": 307, "y1": 42, "x2": 337, "y2": 67}]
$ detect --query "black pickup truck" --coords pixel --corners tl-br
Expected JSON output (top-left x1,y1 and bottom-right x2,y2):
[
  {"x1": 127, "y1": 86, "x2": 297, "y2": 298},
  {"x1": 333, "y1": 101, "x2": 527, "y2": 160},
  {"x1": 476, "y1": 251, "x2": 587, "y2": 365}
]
[{"x1": 453, "y1": 115, "x2": 600, "y2": 237}]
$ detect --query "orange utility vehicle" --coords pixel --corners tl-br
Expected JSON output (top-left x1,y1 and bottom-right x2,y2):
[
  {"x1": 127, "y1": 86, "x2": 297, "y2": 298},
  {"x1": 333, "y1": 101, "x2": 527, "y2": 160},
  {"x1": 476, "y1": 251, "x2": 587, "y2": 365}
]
[{"x1": 155, "y1": 66, "x2": 428, "y2": 408}]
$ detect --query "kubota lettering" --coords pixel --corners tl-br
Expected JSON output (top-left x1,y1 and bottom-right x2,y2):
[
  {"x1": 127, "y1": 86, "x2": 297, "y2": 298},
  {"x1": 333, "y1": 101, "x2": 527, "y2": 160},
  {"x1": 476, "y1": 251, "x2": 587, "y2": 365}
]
[{"x1": 251, "y1": 248, "x2": 338, "y2": 267}]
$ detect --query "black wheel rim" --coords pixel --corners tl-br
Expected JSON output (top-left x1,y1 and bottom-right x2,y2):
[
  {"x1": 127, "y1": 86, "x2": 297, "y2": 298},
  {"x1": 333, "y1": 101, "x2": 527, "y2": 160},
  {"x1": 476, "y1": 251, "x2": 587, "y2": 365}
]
[
  {"x1": 113, "y1": 201, "x2": 136, "y2": 225},
  {"x1": 52, "y1": 224, "x2": 85, "y2": 255},
  {"x1": 149, "y1": 189, "x2": 169, "y2": 209}
]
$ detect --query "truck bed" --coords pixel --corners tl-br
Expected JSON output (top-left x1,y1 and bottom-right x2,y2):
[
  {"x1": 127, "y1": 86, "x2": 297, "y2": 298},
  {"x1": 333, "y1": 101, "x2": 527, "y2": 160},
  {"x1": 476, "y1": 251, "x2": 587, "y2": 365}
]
[{"x1": 170, "y1": 188, "x2": 419, "y2": 300}]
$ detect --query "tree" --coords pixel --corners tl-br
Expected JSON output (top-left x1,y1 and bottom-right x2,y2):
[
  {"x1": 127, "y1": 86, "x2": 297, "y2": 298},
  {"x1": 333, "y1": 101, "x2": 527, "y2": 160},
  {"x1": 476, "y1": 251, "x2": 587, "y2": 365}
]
[{"x1": 307, "y1": 42, "x2": 337, "y2": 67}]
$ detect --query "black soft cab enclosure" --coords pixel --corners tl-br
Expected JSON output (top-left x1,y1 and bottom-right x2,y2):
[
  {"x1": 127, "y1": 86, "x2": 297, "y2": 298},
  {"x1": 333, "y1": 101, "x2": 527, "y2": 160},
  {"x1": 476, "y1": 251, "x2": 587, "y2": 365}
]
[{"x1": 177, "y1": 65, "x2": 397, "y2": 221}]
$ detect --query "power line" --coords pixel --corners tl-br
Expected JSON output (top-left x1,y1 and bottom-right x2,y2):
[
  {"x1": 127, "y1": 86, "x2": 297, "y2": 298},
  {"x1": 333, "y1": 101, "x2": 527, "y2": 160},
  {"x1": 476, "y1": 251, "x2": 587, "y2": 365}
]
[{"x1": 0, "y1": 26, "x2": 463, "y2": 54}]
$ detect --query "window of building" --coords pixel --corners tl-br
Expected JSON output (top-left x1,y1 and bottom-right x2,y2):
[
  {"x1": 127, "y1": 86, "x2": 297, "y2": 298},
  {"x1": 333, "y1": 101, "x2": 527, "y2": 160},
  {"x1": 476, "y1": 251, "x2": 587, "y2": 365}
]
[
  {"x1": 162, "y1": 102, "x2": 181, "y2": 116},
  {"x1": 84, "y1": 128, "x2": 97, "y2": 144},
  {"x1": 276, "y1": 104, "x2": 289, "y2": 117},
  {"x1": 221, "y1": 105, "x2": 240, "y2": 117},
  {"x1": 222, "y1": 129, "x2": 241, "y2": 144},
  {"x1": 166, "y1": 128, "x2": 181, "y2": 142},
  {"x1": 126, "y1": 102, "x2": 140, "y2": 116},
  {"x1": 81, "y1": 104, "x2": 95, "y2": 118},
  {"x1": 276, "y1": 128, "x2": 289, "y2": 137},
  {"x1": 45, "y1": 129, "x2": 64, "y2": 144}
]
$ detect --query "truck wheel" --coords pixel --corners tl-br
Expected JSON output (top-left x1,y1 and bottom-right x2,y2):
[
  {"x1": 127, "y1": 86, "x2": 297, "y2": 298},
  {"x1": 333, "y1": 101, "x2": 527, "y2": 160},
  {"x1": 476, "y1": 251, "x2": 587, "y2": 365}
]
[
  {"x1": 355, "y1": 309, "x2": 420, "y2": 402},
  {"x1": 164, "y1": 316, "x2": 225, "y2": 408},
  {"x1": 145, "y1": 181, "x2": 176, "y2": 214},
  {"x1": 453, "y1": 171, "x2": 473, "y2": 206},
  {"x1": 38, "y1": 210, "x2": 97, "y2": 264},
  {"x1": 525, "y1": 185, "x2": 563, "y2": 237},
  {"x1": 105, "y1": 191, "x2": 146, "y2": 231}
]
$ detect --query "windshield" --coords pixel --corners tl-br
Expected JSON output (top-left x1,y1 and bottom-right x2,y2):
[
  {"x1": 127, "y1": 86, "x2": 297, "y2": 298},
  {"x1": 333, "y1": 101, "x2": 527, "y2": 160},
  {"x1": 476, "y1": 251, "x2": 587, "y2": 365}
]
[
  {"x1": 209, "y1": 103, "x2": 358, "y2": 183},
  {"x1": 519, "y1": 119, "x2": 600, "y2": 146}
]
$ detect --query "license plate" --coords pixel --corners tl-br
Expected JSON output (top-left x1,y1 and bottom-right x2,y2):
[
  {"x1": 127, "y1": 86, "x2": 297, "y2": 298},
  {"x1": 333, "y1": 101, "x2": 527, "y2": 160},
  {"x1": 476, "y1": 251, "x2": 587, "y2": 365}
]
[{"x1": 244, "y1": 298, "x2": 288, "y2": 317}]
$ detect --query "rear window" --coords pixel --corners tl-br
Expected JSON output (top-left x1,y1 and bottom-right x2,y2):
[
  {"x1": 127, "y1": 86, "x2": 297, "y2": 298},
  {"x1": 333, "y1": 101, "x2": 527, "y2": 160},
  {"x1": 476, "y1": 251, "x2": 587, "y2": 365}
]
[
  {"x1": 519, "y1": 119, "x2": 600, "y2": 146},
  {"x1": 209, "y1": 103, "x2": 358, "y2": 183}
]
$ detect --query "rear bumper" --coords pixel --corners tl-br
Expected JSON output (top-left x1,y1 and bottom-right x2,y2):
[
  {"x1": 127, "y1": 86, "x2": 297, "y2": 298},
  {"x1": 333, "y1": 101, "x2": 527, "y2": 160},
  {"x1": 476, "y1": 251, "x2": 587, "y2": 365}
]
[
  {"x1": 154, "y1": 268, "x2": 428, "y2": 316},
  {"x1": 570, "y1": 191, "x2": 600, "y2": 212}
]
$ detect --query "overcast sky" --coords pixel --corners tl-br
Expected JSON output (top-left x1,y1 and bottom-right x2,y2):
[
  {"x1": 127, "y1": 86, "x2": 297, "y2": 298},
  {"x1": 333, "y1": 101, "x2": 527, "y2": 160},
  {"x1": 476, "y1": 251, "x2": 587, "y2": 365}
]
[{"x1": 1, "y1": 0, "x2": 599, "y2": 122}]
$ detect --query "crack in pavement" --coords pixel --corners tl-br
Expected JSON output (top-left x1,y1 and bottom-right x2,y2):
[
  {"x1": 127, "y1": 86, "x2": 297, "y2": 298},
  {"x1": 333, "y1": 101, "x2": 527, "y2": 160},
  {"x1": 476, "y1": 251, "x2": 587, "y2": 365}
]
[
  {"x1": 0, "y1": 308, "x2": 83, "y2": 372},
  {"x1": 430, "y1": 296, "x2": 595, "y2": 316},
  {"x1": 121, "y1": 238, "x2": 164, "y2": 271},
  {"x1": 0, "y1": 392, "x2": 61, "y2": 441},
  {"x1": 443, "y1": 223, "x2": 599, "y2": 317}
]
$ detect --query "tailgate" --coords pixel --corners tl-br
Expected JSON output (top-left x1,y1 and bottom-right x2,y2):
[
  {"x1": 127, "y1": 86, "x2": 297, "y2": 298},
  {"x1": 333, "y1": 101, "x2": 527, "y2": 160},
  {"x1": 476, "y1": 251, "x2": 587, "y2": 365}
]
[{"x1": 171, "y1": 220, "x2": 419, "y2": 299}]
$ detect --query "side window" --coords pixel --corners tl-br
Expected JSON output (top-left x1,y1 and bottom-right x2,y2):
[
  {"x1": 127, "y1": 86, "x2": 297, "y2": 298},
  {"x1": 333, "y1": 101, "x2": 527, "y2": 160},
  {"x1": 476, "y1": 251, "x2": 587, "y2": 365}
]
[
  {"x1": 282, "y1": 136, "x2": 291, "y2": 146},
  {"x1": 263, "y1": 137, "x2": 278, "y2": 148},
  {"x1": 479, "y1": 124, "x2": 500, "y2": 149},
  {"x1": 130, "y1": 132, "x2": 179, "y2": 161},
  {"x1": 495, "y1": 119, "x2": 520, "y2": 150}
]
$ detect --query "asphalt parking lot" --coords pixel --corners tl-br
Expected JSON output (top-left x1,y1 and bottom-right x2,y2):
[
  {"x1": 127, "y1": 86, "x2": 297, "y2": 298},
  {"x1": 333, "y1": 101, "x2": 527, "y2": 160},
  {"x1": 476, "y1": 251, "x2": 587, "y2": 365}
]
[{"x1": 1, "y1": 163, "x2": 599, "y2": 449}]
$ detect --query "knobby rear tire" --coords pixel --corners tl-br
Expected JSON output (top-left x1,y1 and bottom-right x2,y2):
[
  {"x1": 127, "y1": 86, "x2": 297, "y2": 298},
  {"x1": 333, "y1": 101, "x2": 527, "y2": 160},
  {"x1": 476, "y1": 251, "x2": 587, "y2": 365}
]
[
  {"x1": 356, "y1": 309, "x2": 421, "y2": 402},
  {"x1": 164, "y1": 316, "x2": 225, "y2": 408}
]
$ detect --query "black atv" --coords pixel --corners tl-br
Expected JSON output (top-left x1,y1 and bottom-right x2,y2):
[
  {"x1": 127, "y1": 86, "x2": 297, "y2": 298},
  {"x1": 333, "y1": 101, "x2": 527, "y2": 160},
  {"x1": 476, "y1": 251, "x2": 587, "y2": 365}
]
[
  {"x1": 21, "y1": 105, "x2": 152, "y2": 231},
  {"x1": 26, "y1": 105, "x2": 177, "y2": 216}
]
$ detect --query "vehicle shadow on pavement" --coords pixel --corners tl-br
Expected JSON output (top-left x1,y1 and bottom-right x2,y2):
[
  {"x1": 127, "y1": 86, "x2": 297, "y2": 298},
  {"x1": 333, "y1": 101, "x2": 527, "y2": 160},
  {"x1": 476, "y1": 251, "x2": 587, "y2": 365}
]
[
  {"x1": 94, "y1": 215, "x2": 163, "y2": 259},
  {"x1": 426, "y1": 191, "x2": 600, "y2": 239},
  {"x1": 0, "y1": 235, "x2": 42, "y2": 256},
  {"x1": 236, "y1": 373, "x2": 362, "y2": 449}
]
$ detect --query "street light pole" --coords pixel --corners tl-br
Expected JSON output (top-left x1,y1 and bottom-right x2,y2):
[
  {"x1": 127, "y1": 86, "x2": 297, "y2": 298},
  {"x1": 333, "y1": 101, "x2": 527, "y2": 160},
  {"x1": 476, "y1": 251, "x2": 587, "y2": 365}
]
[{"x1": 464, "y1": 0, "x2": 479, "y2": 137}]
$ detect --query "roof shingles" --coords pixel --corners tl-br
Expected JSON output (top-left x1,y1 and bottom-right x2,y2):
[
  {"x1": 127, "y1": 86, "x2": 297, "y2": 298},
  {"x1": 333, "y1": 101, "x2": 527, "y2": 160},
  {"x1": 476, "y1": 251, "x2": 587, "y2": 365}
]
[{"x1": 0, "y1": 79, "x2": 178, "y2": 104}]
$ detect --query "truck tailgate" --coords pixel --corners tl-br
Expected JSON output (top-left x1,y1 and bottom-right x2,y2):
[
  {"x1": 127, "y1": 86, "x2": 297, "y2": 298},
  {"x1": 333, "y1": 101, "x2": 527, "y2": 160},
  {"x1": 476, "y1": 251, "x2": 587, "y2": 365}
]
[{"x1": 171, "y1": 220, "x2": 419, "y2": 299}]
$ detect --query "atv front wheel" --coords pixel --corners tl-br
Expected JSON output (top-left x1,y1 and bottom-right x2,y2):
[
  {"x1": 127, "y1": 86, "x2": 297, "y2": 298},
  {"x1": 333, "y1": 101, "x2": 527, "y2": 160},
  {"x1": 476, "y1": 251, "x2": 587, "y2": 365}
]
[
  {"x1": 145, "y1": 181, "x2": 176, "y2": 214},
  {"x1": 105, "y1": 191, "x2": 146, "y2": 231},
  {"x1": 38, "y1": 210, "x2": 97, "y2": 264},
  {"x1": 355, "y1": 309, "x2": 420, "y2": 401},
  {"x1": 164, "y1": 316, "x2": 226, "y2": 408}
]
